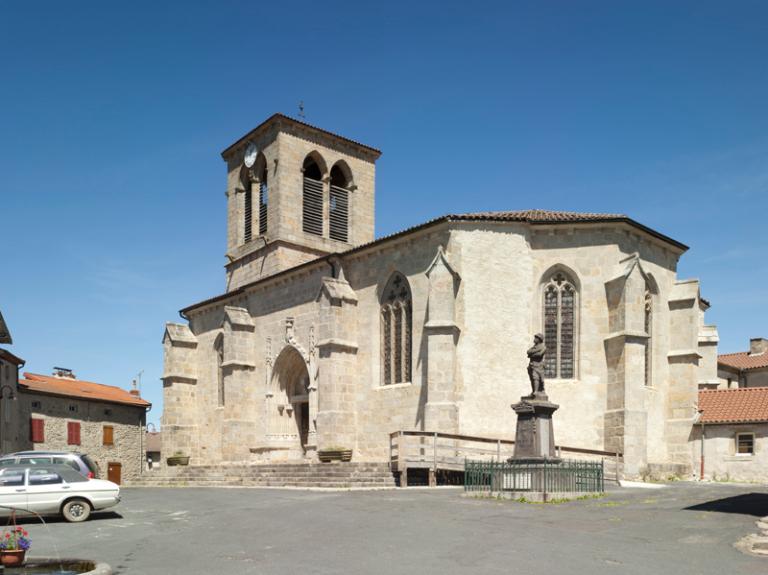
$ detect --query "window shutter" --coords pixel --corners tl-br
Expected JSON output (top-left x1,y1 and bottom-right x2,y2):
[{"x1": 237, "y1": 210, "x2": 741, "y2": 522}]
[
  {"x1": 329, "y1": 185, "x2": 349, "y2": 242},
  {"x1": 103, "y1": 425, "x2": 114, "y2": 446},
  {"x1": 67, "y1": 422, "x2": 81, "y2": 446},
  {"x1": 244, "y1": 187, "x2": 253, "y2": 243},
  {"x1": 259, "y1": 181, "x2": 268, "y2": 235},
  {"x1": 30, "y1": 418, "x2": 44, "y2": 443},
  {"x1": 302, "y1": 177, "x2": 323, "y2": 236}
]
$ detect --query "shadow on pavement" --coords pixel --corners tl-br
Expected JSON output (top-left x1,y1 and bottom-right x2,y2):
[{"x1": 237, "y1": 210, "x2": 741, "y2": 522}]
[
  {"x1": 685, "y1": 492, "x2": 768, "y2": 517},
  {"x1": 14, "y1": 511, "x2": 123, "y2": 525}
]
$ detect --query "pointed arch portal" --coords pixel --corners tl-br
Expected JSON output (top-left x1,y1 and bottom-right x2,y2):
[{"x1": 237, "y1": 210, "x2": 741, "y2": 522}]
[{"x1": 267, "y1": 346, "x2": 311, "y2": 453}]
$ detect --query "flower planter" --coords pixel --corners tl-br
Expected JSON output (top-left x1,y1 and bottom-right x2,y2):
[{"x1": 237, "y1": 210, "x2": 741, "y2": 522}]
[
  {"x1": 166, "y1": 455, "x2": 190, "y2": 466},
  {"x1": 0, "y1": 549, "x2": 26, "y2": 567},
  {"x1": 318, "y1": 449, "x2": 352, "y2": 463}
]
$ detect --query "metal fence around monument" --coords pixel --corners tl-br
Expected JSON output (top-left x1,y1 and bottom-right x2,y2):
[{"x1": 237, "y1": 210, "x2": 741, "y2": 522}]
[{"x1": 464, "y1": 459, "x2": 604, "y2": 494}]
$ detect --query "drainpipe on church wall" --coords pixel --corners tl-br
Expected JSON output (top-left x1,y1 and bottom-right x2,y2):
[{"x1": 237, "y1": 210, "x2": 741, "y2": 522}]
[{"x1": 700, "y1": 420, "x2": 706, "y2": 480}]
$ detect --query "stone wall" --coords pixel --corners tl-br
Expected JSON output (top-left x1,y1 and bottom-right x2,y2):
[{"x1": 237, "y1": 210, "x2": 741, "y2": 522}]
[
  {"x1": 6, "y1": 392, "x2": 146, "y2": 482},
  {"x1": 222, "y1": 121, "x2": 378, "y2": 291},
  {"x1": 163, "y1": 218, "x2": 716, "y2": 479},
  {"x1": 0, "y1": 355, "x2": 20, "y2": 454}
]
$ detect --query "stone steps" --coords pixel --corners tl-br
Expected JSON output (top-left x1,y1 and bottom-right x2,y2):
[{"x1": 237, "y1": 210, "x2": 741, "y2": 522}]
[{"x1": 126, "y1": 462, "x2": 398, "y2": 489}]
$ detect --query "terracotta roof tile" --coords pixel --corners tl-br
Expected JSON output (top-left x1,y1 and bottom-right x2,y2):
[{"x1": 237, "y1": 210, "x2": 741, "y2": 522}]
[
  {"x1": 718, "y1": 352, "x2": 768, "y2": 371},
  {"x1": 20, "y1": 372, "x2": 150, "y2": 408},
  {"x1": 698, "y1": 387, "x2": 768, "y2": 424},
  {"x1": 450, "y1": 209, "x2": 628, "y2": 223}
]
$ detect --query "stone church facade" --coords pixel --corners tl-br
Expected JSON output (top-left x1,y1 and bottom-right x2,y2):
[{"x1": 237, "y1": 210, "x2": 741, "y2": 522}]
[{"x1": 162, "y1": 114, "x2": 719, "y2": 478}]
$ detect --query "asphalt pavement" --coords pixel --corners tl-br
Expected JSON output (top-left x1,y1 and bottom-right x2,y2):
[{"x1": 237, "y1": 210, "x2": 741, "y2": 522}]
[{"x1": 16, "y1": 482, "x2": 768, "y2": 575}]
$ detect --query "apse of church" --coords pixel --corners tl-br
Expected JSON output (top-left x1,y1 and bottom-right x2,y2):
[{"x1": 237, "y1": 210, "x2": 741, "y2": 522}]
[{"x1": 161, "y1": 114, "x2": 719, "y2": 479}]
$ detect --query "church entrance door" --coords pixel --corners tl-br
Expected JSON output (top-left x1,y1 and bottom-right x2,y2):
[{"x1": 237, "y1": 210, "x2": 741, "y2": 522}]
[{"x1": 268, "y1": 346, "x2": 312, "y2": 459}]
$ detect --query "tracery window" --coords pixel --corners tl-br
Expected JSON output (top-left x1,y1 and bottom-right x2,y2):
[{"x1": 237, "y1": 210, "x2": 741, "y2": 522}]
[
  {"x1": 644, "y1": 285, "x2": 653, "y2": 387},
  {"x1": 381, "y1": 273, "x2": 412, "y2": 385},
  {"x1": 542, "y1": 271, "x2": 577, "y2": 379},
  {"x1": 215, "y1": 336, "x2": 225, "y2": 407}
]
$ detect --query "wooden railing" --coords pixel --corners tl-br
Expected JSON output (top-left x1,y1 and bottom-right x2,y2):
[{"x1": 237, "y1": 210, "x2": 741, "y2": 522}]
[{"x1": 389, "y1": 430, "x2": 623, "y2": 486}]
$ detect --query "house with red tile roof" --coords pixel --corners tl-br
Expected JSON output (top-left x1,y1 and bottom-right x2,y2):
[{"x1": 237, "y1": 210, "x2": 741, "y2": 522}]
[
  {"x1": 694, "y1": 386, "x2": 768, "y2": 482},
  {"x1": 2, "y1": 369, "x2": 151, "y2": 484},
  {"x1": 718, "y1": 337, "x2": 768, "y2": 389}
]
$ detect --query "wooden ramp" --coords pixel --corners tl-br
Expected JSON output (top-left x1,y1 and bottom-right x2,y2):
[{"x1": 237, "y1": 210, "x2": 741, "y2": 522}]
[{"x1": 389, "y1": 430, "x2": 623, "y2": 486}]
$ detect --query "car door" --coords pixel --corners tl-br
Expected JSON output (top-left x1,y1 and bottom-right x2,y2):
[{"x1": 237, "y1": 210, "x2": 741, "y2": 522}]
[
  {"x1": 25, "y1": 469, "x2": 65, "y2": 515},
  {"x1": 0, "y1": 471, "x2": 28, "y2": 513}
]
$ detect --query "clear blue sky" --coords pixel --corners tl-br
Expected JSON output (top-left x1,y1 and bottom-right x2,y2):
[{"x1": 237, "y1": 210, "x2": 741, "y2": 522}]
[{"x1": 2, "y1": 1, "x2": 767, "y2": 427}]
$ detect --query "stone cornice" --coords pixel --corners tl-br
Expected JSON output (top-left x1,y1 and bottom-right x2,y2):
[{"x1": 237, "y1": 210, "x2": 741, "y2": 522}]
[
  {"x1": 316, "y1": 338, "x2": 358, "y2": 353},
  {"x1": 604, "y1": 330, "x2": 649, "y2": 344}
]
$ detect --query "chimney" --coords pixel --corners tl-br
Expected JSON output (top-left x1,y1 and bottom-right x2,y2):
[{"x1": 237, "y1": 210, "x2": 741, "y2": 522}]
[
  {"x1": 749, "y1": 338, "x2": 768, "y2": 355},
  {"x1": 129, "y1": 378, "x2": 140, "y2": 397},
  {"x1": 53, "y1": 367, "x2": 76, "y2": 379}
]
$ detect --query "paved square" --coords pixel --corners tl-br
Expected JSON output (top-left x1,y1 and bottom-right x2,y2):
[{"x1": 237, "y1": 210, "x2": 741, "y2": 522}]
[{"x1": 19, "y1": 483, "x2": 768, "y2": 574}]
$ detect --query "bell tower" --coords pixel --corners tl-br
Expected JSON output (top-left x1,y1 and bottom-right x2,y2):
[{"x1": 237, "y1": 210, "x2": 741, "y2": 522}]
[{"x1": 220, "y1": 114, "x2": 381, "y2": 291}]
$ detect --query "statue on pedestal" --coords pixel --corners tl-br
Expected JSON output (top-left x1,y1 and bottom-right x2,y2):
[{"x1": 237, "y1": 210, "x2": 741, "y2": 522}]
[
  {"x1": 526, "y1": 333, "x2": 546, "y2": 399},
  {"x1": 510, "y1": 332, "x2": 559, "y2": 462}
]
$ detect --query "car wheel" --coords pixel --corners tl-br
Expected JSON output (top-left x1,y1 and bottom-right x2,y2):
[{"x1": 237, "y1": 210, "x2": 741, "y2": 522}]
[{"x1": 62, "y1": 498, "x2": 92, "y2": 522}]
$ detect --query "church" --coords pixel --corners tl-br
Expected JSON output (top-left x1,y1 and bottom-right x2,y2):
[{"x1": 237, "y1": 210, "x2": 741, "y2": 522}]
[{"x1": 161, "y1": 114, "x2": 719, "y2": 479}]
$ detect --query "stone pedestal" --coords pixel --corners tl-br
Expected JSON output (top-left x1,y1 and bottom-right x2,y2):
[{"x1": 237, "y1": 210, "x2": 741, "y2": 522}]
[{"x1": 509, "y1": 393, "x2": 560, "y2": 462}]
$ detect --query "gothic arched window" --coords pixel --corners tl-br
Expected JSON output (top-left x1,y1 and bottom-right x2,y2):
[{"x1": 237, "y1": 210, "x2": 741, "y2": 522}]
[
  {"x1": 381, "y1": 273, "x2": 412, "y2": 385},
  {"x1": 542, "y1": 271, "x2": 578, "y2": 379},
  {"x1": 215, "y1": 335, "x2": 225, "y2": 406},
  {"x1": 644, "y1": 284, "x2": 653, "y2": 387},
  {"x1": 302, "y1": 155, "x2": 324, "y2": 236}
]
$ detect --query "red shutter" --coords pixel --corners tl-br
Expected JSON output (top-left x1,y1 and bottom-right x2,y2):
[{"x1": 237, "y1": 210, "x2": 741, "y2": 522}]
[
  {"x1": 67, "y1": 422, "x2": 81, "y2": 446},
  {"x1": 30, "y1": 418, "x2": 44, "y2": 443}
]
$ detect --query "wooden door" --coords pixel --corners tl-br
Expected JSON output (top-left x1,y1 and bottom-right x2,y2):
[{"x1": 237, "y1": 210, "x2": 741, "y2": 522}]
[{"x1": 107, "y1": 462, "x2": 122, "y2": 485}]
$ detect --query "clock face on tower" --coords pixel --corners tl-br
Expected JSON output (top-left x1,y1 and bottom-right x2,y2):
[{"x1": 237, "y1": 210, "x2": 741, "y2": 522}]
[{"x1": 244, "y1": 142, "x2": 258, "y2": 168}]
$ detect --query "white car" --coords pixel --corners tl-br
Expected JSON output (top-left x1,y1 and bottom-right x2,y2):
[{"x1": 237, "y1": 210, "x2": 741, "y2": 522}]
[{"x1": 0, "y1": 464, "x2": 120, "y2": 522}]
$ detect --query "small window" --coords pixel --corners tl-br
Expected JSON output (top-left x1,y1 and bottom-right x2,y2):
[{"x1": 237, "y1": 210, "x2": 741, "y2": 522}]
[
  {"x1": 104, "y1": 408, "x2": 112, "y2": 416},
  {"x1": 103, "y1": 425, "x2": 114, "y2": 446},
  {"x1": 67, "y1": 421, "x2": 81, "y2": 446},
  {"x1": 737, "y1": 433, "x2": 755, "y2": 455},
  {"x1": 29, "y1": 418, "x2": 45, "y2": 443},
  {"x1": 68, "y1": 404, "x2": 78, "y2": 413},
  {"x1": 31, "y1": 401, "x2": 41, "y2": 409}
]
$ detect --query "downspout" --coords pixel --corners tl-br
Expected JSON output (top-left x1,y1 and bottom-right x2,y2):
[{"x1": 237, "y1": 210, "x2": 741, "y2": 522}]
[
  {"x1": 141, "y1": 404, "x2": 152, "y2": 477},
  {"x1": 700, "y1": 419, "x2": 705, "y2": 480}
]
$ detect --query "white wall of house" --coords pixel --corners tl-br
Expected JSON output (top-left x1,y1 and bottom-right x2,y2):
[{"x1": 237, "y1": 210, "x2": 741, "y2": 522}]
[{"x1": 693, "y1": 423, "x2": 768, "y2": 482}]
